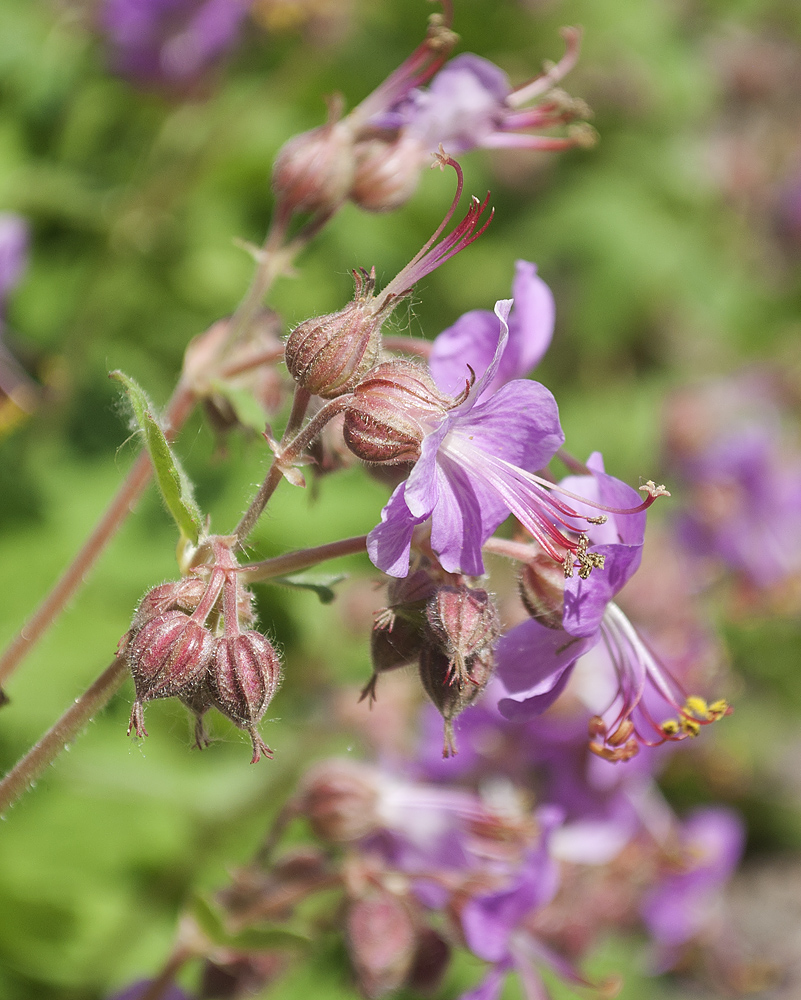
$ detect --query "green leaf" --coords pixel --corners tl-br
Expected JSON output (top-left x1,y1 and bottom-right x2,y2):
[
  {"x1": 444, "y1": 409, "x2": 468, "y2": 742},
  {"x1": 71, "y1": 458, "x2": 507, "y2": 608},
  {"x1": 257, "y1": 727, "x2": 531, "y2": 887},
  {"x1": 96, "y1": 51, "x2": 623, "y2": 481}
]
[
  {"x1": 208, "y1": 378, "x2": 268, "y2": 434},
  {"x1": 272, "y1": 573, "x2": 347, "y2": 604},
  {"x1": 110, "y1": 370, "x2": 203, "y2": 544},
  {"x1": 189, "y1": 895, "x2": 310, "y2": 951}
]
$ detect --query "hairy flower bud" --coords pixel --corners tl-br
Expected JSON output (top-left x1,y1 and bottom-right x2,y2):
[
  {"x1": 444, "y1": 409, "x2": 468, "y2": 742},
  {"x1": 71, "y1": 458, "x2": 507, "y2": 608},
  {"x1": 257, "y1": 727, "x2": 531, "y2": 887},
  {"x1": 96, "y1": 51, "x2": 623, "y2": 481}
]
[
  {"x1": 419, "y1": 645, "x2": 495, "y2": 758},
  {"x1": 117, "y1": 576, "x2": 207, "y2": 657},
  {"x1": 361, "y1": 569, "x2": 439, "y2": 702},
  {"x1": 518, "y1": 554, "x2": 567, "y2": 629},
  {"x1": 127, "y1": 610, "x2": 217, "y2": 738},
  {"x1": 208, "y1": 630, "x2": 281, "y2": 763},
  {"x1": 406, "y1": 927, "x2": 451, "y2": 995},
  {"x1": 343, "y1": 360, "x2": 450, "y2": 463},
  {"x1": 272, "y1": 119, "x2": 355, "y2": 216},
  {"x1": 346, "y1": 888, "x2": 417, "y2": 999},
  {"x1": 424, "y1": 585, "x2": 500, "y2": 687},
  {"x1": 350, "y1": 132, "x2": 425, "y2": 213},
  {"x1": 298, "y1": 759, "x2": 381, "y2": 843},
  {"x1": 284, "y1": 268, "x2": 386, "y2": 398}
]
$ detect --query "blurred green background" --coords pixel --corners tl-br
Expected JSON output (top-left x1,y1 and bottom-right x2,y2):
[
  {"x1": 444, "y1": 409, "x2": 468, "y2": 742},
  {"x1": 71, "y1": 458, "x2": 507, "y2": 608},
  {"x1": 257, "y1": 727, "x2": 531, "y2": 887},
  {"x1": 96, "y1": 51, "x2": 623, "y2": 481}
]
[{"x1": 2, "y1": 0, "x2": 801, "y2": 997}]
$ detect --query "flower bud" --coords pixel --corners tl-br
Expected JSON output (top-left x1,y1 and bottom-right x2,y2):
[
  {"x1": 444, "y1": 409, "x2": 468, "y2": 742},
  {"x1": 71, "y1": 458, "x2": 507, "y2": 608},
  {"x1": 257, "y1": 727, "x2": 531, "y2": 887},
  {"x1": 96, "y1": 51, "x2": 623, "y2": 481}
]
[
  {"x1": 518, "y1": 554, "x2": 566, "y2": 629},
  {"x1": 346, "y1": 888, "x2": 417, "y2": 999},
  {"x1": 298, "y1": 759, "x2": 381, "y2": 843},
  {"x1": 118, "y1": 576, "x2": 207, "y2": 657},
  {"x1": 418, "y1": 645, "x2": 495, "y2": 758},
  {"x1": 424, "y1": 585, "x2": 500, "y2": 687},
  {"x1": 343, "y1": 360, "x2": 450, "y2": 463},
  {"x1": 361, "y1": 569, "x2": 439, "y2": 702},
  {"x1": 350, "y1": 132, "x2": 425, "y2": 213},
  {"x1": 208, "y1": 630, "x2": 281, "y2": 763},
  {"x1": 284, "y1": 269, "x2": 384, "y2": 398},
  {"x1": 406, "y1": 927, "x2": 451, "y2": 995},
  {"x1": 272, "y1": 119, "x2": 355, "y2": 216},
  {"x1": 126, "y1": 610, "x2": 217, "y2": 738}
]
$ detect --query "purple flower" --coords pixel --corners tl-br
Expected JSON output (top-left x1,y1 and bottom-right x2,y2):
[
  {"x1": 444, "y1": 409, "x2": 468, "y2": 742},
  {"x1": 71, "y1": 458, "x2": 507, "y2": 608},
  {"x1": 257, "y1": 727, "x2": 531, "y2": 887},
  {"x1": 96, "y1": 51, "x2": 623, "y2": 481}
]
[
  {"x1": 101, "y1": 0, "x2": 251, "y2": 88},
  {"x1": 495, "y1": 456, "x2": 724, "y2": 757},
  {"x1": 367, "y1": 300, "x2": 565, "y2": 577},
  {"x1": 457, "y1": 806, "x2": 610, "y2": 1000},
  {"x1": 391, "y1": 30, "x2": 593, "y2": 156},
  {"x1": 428, "y1": 259, "x2": 554, "y2": 398},
  {"x1": 0, "y1": 213, "x2": 29, "y2": 306},
  {"x1": 108, "y1": 980, "x2": 193, "y2": 1000},
  {"x1": 641, "y1": 807, "x2": 745, "y2": 972}
]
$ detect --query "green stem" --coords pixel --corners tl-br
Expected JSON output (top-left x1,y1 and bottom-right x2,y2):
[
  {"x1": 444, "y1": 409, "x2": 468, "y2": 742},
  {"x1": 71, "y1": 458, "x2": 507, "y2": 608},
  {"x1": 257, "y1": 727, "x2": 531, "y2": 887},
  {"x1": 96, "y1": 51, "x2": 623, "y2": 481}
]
[{"x1": 0, "y1": 657, "x2": 128, "y2": 814}]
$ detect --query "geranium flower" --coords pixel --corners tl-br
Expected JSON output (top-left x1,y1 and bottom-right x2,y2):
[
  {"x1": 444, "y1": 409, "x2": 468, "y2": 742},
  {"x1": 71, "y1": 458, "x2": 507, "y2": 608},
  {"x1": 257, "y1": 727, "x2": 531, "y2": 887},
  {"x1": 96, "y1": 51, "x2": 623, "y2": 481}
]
[
  {"x1": 496, "y1": 455, "x2": 727, "y2": 759},
  {"x1": 428, "y1": 259, "x2": 555, "y2": 398}
]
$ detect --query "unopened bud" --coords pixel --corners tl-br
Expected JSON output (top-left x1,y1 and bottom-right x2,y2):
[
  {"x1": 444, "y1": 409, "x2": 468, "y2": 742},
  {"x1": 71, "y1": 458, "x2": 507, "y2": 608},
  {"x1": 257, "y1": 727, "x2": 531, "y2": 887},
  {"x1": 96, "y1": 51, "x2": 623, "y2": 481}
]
[
  {"x1": 344, "y1": 360, "x2": 450, "y2": 463},
  {"x1": 424, "y1": 585, "x2": 500, "y2": 687},
  {"x1": 298, "y1": 759, "x2": 381, "y2": 843},
  {"x1": 362, "y1": 569, "x2": 439, "y2": 702},
  {"x1": 518, "y1": 554, "x2": 566, "y2": 629},
  {"x1": 350, "y1": 132, "x2": 425, "y2": 213},
  {"x1": 419, "y1": 646, "x2": 495, "y2": 758},
  {"x1": 209, "y1": 631, "x2": 282, "y2": 763},
  {"x1": 272, "y1": 119, "x2": 355, "y2": 216},
  {"x1": 118, "y1": 576, "x2": 207, "y2": 657},
  {"x1": 126, "y1": 610, "x2": 216, "y2": 738},
  {"x1": 406, "y1": 926, "x2": 451, "y2": 995},
  {"x1": 346, "y1": 888, "x2": 417, "y2": 999},
  {"x1": 284, "y1": 268, "x2": 385, "y2": 398}
]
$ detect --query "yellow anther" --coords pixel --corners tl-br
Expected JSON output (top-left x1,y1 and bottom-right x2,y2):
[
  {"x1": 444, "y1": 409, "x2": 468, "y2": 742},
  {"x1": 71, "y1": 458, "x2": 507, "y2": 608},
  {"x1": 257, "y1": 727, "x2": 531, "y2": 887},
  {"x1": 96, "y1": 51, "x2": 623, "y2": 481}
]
[
  {"x1": 708, "y1": 699, "x2": 730, "y2": 719},
  {"x1": 660, "y1": 719, "x2": 680, "y2": 736},
  {"x1": 685, "y1": 695, "x2": 709, "y2": 719},
  {"x1": 680, "y1": 718, "x2": 701, "y2": 737},
  {"x1": 607, "y1": 719, "x2": 634, "y2": 746}
]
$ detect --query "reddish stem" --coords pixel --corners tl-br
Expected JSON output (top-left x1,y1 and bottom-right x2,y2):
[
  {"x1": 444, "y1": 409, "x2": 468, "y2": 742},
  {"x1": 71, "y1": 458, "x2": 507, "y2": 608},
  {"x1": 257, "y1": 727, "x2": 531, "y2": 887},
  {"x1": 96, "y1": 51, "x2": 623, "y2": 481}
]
[{"x1": 0, "y1": 380, "x2": 196, "y2": 690}]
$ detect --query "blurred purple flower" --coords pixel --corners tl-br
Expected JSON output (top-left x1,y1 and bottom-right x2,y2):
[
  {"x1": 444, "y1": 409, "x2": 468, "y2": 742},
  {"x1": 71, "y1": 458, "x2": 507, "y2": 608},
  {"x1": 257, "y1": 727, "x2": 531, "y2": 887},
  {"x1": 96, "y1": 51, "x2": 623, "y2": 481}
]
[
  {"x1": 101, "y1": 0, "x2": 251, "y2": 88},
  {"x1": 109, "y1": 980, "x2": 193, "y2": 1000},
  {"x1": 385, "y1": 30, "x2": 592, "y2": 157},
  {"x1": 641, "y1": 807, "x2": 745, "y2": 972},
  {"x1": 367, "y1": 300, "x2": 565, "y2": 577},
  {"x1": 664, "y1": 373, "x2": 801, "y2": 590},
  {"x1": 0, "y1": 213, "x2": 29, "y2": 306},
  {"x1": 428, "y1": 259, "x2": 554, "y2": 399}
]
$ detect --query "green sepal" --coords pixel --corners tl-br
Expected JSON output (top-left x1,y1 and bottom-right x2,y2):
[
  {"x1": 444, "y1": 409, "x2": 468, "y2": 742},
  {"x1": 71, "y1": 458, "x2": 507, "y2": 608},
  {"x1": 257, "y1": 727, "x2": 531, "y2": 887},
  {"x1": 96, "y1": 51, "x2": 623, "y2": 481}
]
[
  {"x1": 111, "y1": 370, "x2": 203, "y2": 545},
  {"x1": 189, "y1": 894, "x2": 310, "y2": 951}
]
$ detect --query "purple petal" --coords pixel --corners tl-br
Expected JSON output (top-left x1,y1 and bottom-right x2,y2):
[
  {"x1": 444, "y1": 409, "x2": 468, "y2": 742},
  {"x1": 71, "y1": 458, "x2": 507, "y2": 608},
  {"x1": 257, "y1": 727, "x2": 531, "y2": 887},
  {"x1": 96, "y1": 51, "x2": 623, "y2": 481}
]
[
  {"x1": 409, "y1": 54, "x2": 510, "y2": 154},
  {"x1": 459, "y1": 962, "x2": 511, "y2": 1000},
  {"x1": 430, "y1": 262, "x2": 554, "y2": 398},
  {"x1": 451, "y1": 378, "x2": 564, "y2": 475},
  {"x1": 503, "y1": 260, "x2": 554, "y2": 379},
  {"x1": 367, "y1": 482, "x2": 424, "y2": 577},
  {"x1": 108, "y1": 981, "x2": 192, "y2": 1000},
  {"x1": 429, "y1": 307, "x2": 500, "y2": 396},
  {"x1": 496, "y1": 619, "x2": 598, "y2": 719},
  {"x1": 0, "y1": 213, "x2": 29, "y2": 302}
]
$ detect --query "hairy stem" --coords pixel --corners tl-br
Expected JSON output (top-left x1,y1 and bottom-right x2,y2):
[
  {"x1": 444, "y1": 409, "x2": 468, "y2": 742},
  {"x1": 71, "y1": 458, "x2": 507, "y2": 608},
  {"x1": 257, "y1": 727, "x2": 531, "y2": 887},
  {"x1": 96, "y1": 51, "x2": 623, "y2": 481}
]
[
  {"x1": 138, "y1": 945, "x2": 195, "y2": 1000},
  {"x1": 240, "y1": 535, "x2": 368, "y2": 583},
  {"x1": 0, "y1": 379, "x2": 196, "y2": 690},
  {"x1": 233, "y1": 394, "x2": 349, "y2": 544},
  {"x1": 0, "y1": 657, "x2": 128, "y2": 814}
]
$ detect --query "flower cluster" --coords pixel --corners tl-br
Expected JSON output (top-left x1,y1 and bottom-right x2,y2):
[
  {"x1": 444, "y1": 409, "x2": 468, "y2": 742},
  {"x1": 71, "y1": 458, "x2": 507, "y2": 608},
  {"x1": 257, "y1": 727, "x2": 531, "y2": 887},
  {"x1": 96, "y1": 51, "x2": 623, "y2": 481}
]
[{"x1": 120, "y1": 535, "x2": 281, "y2": 762}]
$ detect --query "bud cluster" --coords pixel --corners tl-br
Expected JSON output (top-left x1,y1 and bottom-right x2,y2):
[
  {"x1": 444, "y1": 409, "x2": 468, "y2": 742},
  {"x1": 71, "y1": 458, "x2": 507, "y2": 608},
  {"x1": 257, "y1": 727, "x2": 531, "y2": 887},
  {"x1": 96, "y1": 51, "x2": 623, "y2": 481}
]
[
  {"x1": 363, "y1": 568, "x2": 501, "y2": 758},
  {"x1": 120, "y1": 537, "x2": 281, "y2": 762}
]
